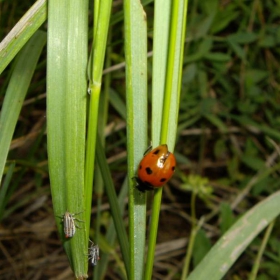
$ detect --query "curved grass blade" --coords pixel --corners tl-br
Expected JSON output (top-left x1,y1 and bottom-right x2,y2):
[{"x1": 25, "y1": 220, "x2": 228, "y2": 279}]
[
  {"x1": 188, "y1": 191, "x2": 280, "y2": 280},
  {"x1": 249, "y1": 219, "x2": 276, "y2": 280},
  {"x1": 96, "y1": 177, "x2": 128, "y2": 279},
  {"x1": 0, "y1": 31, "x2": 46, "y2": 185},
  {"x1": 0, "y1": 0, "x2": 47, "y2": 75},
  {"x1": 95, "y1": 134, "x2": 129, "y2": 277}
]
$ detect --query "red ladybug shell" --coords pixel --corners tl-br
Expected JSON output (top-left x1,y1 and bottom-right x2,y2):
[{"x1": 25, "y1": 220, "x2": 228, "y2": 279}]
[{"x1": 136, "y1": 144, "x2": 176, "y2": 192}]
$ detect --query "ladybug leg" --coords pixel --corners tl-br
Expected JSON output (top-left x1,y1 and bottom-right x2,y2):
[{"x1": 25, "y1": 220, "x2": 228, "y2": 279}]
[
  {"x1": 143, "y1": 144, "x2": 153, "y2": 156},
  {"x1": 133, "y1": 177, "x2": 154, "y2": 192},
  {"x1": 136, "y1": 184, "x2": 154, "y2": 192}
]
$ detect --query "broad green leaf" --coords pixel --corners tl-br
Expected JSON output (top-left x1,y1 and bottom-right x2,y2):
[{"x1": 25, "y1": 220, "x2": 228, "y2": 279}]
[{"x1": 47, "y1": 1, "x2": 88, "y2": 277}]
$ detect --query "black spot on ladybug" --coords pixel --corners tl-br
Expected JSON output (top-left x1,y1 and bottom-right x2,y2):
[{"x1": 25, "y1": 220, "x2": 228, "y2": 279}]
[
  {"x1": 139, "y1": 165, "x2": 142, "y2": 170},
  {"x1": 145, "y1": 167, "x2": 153, "y2": 175},
  {"x1": 153, "y1": 149, "x2": 160, "y2": 155},
  {"x1": 172, "y1": 166, "x2": 175, "y2": 171},
  {"x1": 160, "y1": 178, "x2": 167, "y2": 182}
]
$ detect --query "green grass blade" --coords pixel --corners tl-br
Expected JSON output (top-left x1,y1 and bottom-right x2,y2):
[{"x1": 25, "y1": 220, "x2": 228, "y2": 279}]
[
  {"x1": 95, "y1": 134, "x2": 129, "y2": 277},
  {"x1": 93, "y1": 31, "x2": 112, "y2": 280},
  {"x1": 97, "y1": 177, "x2": 128, "y2": 279},
  {"x1": 145, "y1": 1, "x2": 188, "y2": 279},
  {"x1": 90, "y1": 1, "x2": 112, "y2": 84},
  {"x1": 85, "y1": 0, "x2": 112, "y2": 250},
  {"x1": 249, "y1": 219, "x2": 275, "y2": 280},
  {"x1": 0, "y1": 162, "x2": 15, "y2": 220},
  {"x1": 145, "y1": 2, "x2": 171, "y2": 277},
  {"x1": 151, "y1": 0, "x2": 171, "y2": 145},
  {"x1": 109, "y1": 88, "x2": 127, "y2": 119},
  {"x1": 0, "y1": 0, "x2": 47, "y2": 75},
  {"x1": 93, "y1": 1, "x2": 100, "y2": 36},
  {"x1": 124, "y1": 0, "x2": 148, "y2": 279},
  {"x1": 0, "y1": 31, "x2": 46, "y2": 185},
  {"x1": 47, "y1": 1, "x2": 88, "y2": 277},
  {"x1": 161, "y1": 0, "x2": 188, "y2": 148},
  {"x1": 188, "y1": 191, "x2": 280, "y2": 280}
]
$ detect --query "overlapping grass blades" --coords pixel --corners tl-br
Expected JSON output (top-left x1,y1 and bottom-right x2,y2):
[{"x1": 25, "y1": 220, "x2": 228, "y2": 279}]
[
  {"x1": 145, "y1": 1, "x2": 188, "y2": 279},
  {"x1": 85, "y1": 0, "x2": 113, "y2": 251},
  {"x1": 95, "y1": 134, "x2": 130, "y2": 277}
]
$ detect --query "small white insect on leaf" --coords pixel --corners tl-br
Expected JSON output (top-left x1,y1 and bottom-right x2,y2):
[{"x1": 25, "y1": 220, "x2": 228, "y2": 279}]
[
  {"x1": 88, "y1": 240, "x2": 100, "y2": 266},
  {"x1": 60, "y1": 211, "x2": 84, "y2": 238}
]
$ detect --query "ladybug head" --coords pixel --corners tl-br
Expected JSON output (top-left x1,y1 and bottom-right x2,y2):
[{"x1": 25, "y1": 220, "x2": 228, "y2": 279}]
[{"x1": 134, "y1": 177, "x2": 154, "y2": 192}]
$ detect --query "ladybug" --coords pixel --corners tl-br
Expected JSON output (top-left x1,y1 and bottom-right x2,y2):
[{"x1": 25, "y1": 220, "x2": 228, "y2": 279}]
[{"x1": 135, "y1": 144, "x2": 176, "y2": 192}]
